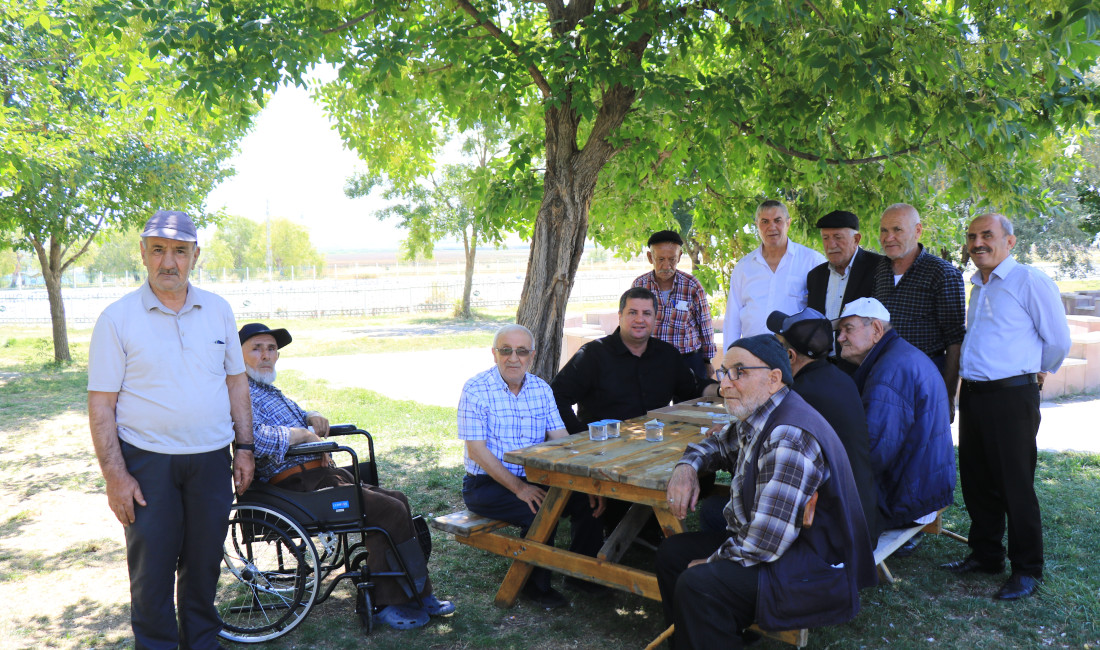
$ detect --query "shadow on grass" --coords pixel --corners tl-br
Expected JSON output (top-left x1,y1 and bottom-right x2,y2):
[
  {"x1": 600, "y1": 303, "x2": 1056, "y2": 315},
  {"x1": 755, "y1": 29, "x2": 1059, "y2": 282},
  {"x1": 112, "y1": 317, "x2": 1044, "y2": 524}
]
[
  {"x1": 0, "y1": 537, "x2": 126, "y2": 580},
  {"x1": 14, "y1": 598, "x2": 131, "y2": 649}
]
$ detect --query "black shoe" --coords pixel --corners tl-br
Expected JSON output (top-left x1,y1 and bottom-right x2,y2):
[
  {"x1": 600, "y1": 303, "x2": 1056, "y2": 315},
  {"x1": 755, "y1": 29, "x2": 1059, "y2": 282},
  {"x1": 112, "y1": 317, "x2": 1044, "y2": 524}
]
[
  {"x1": 522, "y1": 583, "x2": 569, "y2": 609},
  {"x1": 564, "y1": 576, "x2": 611, "y2": 595},
  {"x1": 940, "y1": 556, "x2": 1005, "y2": 575},
  {"x1": 994, "y1": 573, "x2": 1041, "y2": 601},
  {"x1": 892, "y1": 532, "x2": 923, "y2": 558}
]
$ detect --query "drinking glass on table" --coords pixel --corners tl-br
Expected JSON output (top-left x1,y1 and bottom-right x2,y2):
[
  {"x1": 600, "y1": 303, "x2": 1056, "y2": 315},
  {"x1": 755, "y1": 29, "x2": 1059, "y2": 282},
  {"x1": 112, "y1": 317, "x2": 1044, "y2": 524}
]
[
  {"x1": 588, "y1": 421, "x2": 608, "y2": 441},
  {"x1": 644, "y1": 420, "x2": 664, "y2": 442}
]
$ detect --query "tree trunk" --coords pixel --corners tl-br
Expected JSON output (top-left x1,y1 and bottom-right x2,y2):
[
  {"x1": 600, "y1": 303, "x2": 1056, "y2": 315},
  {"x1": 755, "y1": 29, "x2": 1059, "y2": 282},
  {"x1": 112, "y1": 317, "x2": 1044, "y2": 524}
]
[
  {"x1": 33, "y1": 236, "x2": 71, "y2": 363},
  {"x1": 460, "y1": 224, "x2": 477, "y2": 320},
  {"x1": 518, "y1": 84, "x2": 636, "y2": 379}
]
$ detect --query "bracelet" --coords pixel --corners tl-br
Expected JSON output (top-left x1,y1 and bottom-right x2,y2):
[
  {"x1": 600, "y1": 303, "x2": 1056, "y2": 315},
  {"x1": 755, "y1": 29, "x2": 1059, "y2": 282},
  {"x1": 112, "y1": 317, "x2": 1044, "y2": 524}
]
[{"x1": 234, "y1": 442, "x2": 255, "y2": 452}]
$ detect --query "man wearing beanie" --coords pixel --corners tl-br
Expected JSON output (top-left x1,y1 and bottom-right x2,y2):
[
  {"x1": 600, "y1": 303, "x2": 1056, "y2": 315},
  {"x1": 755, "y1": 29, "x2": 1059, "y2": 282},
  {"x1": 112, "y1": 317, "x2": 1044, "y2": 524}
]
[
  {"x1": 632, "y1": 229, "x2": 718, "y2": 380},
  {"x1": 656, "y1": 334, "x2": 876, "y2": 648}
]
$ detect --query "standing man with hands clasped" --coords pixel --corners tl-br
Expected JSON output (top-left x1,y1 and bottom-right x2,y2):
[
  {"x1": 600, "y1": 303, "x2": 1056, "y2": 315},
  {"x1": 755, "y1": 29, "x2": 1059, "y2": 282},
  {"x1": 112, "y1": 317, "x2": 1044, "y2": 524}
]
[
  {"x1": 941, "y1": 214, "x2": 1071, "y2": 601},
  {"x1": 632, "y1": 229, "x2": 718, "y2": 380},
  {"x1": 88, "y1": 210, "x2": 254, "y2": 649}
]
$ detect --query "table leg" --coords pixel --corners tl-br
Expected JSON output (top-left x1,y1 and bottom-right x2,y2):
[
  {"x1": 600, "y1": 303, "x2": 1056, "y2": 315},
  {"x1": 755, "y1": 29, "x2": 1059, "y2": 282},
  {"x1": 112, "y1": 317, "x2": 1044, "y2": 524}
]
[
  {"x1": 652, "y1": 506, "x2": 686, "y2": 539},
  {"x1": 493, "y1": 485, "x2": 572, "y2": 608},
  {"x1": 598, "y1": 503, "x2": 652, "y2": 562}
]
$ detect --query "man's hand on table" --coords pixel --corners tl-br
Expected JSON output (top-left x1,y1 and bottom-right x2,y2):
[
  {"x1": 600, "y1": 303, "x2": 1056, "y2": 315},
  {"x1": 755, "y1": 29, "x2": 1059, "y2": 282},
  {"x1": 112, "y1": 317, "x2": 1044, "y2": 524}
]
[
  {"x1": 666, "y1": 464, "x2": 700, "y2": 520},
  {"x1": 515, "y1": 482, "x2": 547, "y2": 514}
]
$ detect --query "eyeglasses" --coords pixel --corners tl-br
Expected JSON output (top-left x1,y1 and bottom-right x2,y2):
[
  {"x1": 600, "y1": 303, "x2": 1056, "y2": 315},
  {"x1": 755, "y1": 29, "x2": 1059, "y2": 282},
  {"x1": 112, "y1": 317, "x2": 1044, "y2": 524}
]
[
  {"x1": 716, "y1": 366, "x2": 770, "y2": 382},
  {"x1": 495, "y1": 347, "x2": 533, "y2": 358}
]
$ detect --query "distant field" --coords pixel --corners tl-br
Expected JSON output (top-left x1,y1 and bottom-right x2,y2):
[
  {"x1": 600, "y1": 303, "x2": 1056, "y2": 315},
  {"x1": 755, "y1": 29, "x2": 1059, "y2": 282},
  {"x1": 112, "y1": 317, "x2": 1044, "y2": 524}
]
[{"x1": 325, "y1": 247, "x2": 535, "y2": 266}]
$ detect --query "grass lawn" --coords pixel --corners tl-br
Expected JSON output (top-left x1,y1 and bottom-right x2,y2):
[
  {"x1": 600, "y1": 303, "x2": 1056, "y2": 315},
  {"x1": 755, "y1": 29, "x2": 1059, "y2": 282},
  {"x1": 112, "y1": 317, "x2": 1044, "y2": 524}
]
[{"x1": 1, "y1": 326, "x2": 1099, "y2": 649}]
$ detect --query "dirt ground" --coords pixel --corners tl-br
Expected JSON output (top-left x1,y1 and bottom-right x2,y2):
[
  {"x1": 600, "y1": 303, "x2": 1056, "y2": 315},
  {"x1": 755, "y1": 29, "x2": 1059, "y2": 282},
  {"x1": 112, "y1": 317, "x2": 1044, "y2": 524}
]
[{"x1": 0, "y1": 410, "x2": 132, "y2": 649}]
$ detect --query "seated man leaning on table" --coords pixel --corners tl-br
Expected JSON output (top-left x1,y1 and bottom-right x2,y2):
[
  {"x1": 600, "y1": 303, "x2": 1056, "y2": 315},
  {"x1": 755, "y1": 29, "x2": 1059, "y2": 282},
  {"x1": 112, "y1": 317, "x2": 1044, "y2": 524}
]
[
  {"x1": 458, "y1": 324, "x2": 606, "y2": 610},
  {"x1": 834, "y1": 297, "x2": 956, "y2": 555},
  {"x1": 551, "y1": 286, "x2": 719, "y2": 435},
  {"x1": 657, "y1": 334, "x2": 876, "y2": 649},
  {"x1": 239, "y1": 323, "x2": 454, "y2": 631}
]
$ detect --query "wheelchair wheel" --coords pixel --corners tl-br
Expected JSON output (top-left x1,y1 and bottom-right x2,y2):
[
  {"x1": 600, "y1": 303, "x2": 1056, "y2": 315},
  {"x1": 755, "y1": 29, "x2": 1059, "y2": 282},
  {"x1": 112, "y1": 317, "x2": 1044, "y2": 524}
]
[{"x1": 216, "y1": 505, "x2": 321, "y2": 643}]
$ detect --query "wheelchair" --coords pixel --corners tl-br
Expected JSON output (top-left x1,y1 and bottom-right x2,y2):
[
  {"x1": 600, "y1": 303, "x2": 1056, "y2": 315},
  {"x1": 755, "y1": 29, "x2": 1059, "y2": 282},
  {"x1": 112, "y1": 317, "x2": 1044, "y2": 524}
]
[{"x1": 215, "y1": 425, "x2": 432, "y2": 643}]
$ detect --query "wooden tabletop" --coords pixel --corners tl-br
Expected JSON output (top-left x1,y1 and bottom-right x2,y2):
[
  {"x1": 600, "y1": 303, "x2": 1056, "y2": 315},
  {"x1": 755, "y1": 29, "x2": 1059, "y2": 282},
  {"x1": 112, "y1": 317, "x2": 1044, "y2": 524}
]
[{"x1": 503, "y1": 404, "x2": 723, "y2": 491}]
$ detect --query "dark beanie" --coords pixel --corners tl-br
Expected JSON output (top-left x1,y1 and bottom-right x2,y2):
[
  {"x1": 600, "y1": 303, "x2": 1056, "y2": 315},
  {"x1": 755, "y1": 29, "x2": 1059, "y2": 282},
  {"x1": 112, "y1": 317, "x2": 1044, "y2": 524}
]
[{"x1": 726, "y1": 334, "x2": 794, "y2": 386}]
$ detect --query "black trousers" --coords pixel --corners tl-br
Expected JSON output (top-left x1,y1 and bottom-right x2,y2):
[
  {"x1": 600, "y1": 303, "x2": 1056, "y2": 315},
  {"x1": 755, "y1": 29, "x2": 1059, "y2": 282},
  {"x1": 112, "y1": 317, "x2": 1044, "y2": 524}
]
[
  {"x1": 462, "y1": 473, "x2": 604, "y2": 591},
  {"x1": 656, "y1": 531, "x2": 760, "y2": 649},
  {"x1": 681, "y1": 349, "x2": 709, "y2": 382},
  {"x1": 121, "y1": 441, "x2": 233, "y2": 650},
  {"x1": 958, "y1": 383, "x2": 1043, "y2": 577}
]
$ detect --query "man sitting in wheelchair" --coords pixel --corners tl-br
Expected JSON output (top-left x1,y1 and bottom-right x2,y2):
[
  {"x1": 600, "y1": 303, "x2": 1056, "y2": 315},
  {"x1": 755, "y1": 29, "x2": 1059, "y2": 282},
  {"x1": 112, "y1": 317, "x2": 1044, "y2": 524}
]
[{"x1": 239, "y1": 322, "x2": 455, "y2": 630}]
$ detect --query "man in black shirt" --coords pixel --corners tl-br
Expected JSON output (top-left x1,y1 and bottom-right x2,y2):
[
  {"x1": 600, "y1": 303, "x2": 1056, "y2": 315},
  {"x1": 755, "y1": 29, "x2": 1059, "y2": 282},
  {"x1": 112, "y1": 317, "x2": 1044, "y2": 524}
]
[{"x1": 551, "y1": 287, "x2": 717, "y2": 433}]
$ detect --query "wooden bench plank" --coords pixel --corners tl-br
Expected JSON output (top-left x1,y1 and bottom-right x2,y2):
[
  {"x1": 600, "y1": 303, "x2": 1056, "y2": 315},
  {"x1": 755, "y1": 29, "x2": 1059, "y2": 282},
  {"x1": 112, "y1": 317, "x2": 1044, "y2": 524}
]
[{"x1": 430, "y1": 510, "x2": 510, "y2": 537}]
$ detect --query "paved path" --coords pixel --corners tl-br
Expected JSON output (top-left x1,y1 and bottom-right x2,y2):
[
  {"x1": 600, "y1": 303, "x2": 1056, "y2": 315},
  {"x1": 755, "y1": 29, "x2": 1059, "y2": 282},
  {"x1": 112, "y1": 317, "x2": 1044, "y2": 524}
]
[{"x1": 280, "y1": 349, "x2": 1100, "y2": 454}]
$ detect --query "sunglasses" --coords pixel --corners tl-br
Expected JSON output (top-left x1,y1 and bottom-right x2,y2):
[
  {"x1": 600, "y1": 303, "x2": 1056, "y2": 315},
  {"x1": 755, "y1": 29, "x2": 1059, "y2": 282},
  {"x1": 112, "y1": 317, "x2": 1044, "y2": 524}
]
[{"x1": 495, "y1": 347, "x2": 533, "y2": 358}]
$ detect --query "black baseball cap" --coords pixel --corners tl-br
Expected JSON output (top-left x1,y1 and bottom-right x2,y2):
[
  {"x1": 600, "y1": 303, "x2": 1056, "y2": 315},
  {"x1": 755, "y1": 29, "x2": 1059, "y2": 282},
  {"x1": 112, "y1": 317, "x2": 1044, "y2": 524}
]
[{"x1": 238, "y1": 323, "x2": 292, "y2": 348}]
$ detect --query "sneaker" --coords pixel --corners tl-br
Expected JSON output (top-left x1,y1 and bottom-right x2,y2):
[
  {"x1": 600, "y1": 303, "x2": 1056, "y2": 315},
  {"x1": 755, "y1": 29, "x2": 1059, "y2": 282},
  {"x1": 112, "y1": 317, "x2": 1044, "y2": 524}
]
[{"x1": 522, "y1": 582, "x2": 569, "y2": 609}]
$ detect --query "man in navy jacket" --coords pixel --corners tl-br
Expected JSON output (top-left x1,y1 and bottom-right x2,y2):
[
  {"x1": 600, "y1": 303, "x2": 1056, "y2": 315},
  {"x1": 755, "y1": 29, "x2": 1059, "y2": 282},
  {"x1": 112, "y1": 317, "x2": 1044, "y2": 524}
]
[{"x1": 835, "y1": 298, "x2": 956, "y2": 534}]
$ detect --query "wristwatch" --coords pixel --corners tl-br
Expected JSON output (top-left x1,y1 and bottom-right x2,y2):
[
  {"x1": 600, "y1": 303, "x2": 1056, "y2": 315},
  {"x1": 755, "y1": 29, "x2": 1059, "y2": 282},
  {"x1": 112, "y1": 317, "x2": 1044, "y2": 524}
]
[{"x1": 234, "y1": 442, "x2": 255, "y2": 452}]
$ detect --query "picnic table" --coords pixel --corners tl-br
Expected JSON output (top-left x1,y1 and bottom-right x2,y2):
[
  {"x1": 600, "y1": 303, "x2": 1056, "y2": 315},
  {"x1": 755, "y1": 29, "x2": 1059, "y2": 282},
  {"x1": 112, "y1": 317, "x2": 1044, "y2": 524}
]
[{"x1": 432, "y1": 399, "x2": 807, "y2": 647}]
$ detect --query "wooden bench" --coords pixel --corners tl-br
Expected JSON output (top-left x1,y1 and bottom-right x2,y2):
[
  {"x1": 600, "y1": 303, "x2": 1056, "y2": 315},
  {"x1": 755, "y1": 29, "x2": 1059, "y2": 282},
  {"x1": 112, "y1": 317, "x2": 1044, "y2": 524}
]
[{"x1": 873, "y1": 510, "x2": 968, "y2": 584}]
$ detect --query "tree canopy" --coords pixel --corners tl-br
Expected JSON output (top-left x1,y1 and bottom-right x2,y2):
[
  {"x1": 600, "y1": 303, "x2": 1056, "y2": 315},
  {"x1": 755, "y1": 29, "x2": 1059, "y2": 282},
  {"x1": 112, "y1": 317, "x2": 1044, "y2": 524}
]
[
  {"x1": 98, "y1": 0, "x2": 1100, "y2": 376},
  {"x1": 202, "y1": 215, "x2": 324, "y2": 277},
  {"x1": 0, "y1": 0, "x2": 243, "y2": 361}
]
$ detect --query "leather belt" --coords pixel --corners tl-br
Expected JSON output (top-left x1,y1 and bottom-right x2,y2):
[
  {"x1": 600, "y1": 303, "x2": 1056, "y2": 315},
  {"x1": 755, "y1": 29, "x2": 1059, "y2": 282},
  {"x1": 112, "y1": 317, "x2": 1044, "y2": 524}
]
[
  {"x1": 270, "y1": 459, "x2": 327, "y2": 485},
  {"x1": 961, "y1": 373, "x2": 1038, "y2": 394}
]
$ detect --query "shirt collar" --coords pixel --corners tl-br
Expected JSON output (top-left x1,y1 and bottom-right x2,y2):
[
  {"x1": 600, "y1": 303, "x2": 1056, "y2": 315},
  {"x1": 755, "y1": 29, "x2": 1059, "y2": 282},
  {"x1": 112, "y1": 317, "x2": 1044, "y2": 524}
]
[
  {"x1": 140, "y1": 279, "x2": 201, "y2": 314},
  {"x1": 735, "y1": 386, "x2": 790, "y2": 444},
  {"x1": 491, "y1": 366, "x2": 528, "y2": 394},
  {"x1": 970, "y1": 255, "x2": 1018, "y2": 287},
  {"x1": 829, "y1": 247, "x2": 860, "y2": 278}
]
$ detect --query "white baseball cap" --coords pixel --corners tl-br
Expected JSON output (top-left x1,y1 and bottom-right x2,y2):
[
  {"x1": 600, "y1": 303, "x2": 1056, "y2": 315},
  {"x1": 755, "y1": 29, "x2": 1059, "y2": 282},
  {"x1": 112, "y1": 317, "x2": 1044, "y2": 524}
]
[{"x1": 832, "y1": 297, "x2": 891, "y2": 329}]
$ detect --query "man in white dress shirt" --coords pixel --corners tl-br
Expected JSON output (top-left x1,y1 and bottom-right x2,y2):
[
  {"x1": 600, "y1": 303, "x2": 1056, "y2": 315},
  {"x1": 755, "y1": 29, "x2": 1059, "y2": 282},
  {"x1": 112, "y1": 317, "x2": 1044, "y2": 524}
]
[
  {"x1": 723, "y1": 200, "x2": 825, "y2": 346},
  {"x1": 941, "y1": 213, "x2": 1071, "y2": 602}
]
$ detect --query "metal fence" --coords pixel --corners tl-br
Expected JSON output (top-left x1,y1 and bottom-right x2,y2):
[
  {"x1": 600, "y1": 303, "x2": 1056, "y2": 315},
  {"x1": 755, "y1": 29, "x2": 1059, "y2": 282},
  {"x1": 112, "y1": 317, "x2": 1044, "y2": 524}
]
[{"x1": 0, "y1": 267, "x2": 651, "y2": 326}]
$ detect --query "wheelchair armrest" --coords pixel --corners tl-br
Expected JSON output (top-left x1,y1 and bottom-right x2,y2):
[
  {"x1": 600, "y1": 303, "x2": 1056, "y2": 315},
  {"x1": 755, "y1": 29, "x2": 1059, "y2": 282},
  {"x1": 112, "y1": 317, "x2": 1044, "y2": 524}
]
[
  {"x1": 286, "y1": 441, "x2": 339, "y2": 457},
  {"x1": 328, "y1": 424, "x2": 359, "y2": 436}
]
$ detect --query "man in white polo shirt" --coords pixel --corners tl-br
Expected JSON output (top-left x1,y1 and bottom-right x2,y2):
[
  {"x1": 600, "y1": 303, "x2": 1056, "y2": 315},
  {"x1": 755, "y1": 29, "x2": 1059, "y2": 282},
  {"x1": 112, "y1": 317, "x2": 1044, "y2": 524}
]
[{"x1": 88, "y1": 210, "x2": 254, "y2": 649}]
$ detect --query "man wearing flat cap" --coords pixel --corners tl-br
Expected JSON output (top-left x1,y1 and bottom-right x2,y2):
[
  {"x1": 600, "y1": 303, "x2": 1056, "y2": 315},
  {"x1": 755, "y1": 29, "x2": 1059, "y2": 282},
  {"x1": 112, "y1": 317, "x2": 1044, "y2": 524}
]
[
  {"x1": 88, "y1": 210, "x2": 254, "y2": 648},
  {"x1": 241, "y1": 323, "x2": 453, "y2": 629},
  {"x1": 632, "y1": 229, "x2": 717, "y2": 380},
  {"x1": 835, "y1": 297, "x2": 955, "y2": 553},
  {"x1": 657, "y1": 334, "x2": 875, "y2": 648}
]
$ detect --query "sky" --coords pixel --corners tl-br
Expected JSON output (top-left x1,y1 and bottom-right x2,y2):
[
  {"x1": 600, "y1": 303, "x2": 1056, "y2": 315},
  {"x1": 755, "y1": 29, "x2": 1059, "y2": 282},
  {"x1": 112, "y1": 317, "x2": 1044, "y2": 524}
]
[{"x1": 204, "y1": 79, "x2": 407, "y2": 252}]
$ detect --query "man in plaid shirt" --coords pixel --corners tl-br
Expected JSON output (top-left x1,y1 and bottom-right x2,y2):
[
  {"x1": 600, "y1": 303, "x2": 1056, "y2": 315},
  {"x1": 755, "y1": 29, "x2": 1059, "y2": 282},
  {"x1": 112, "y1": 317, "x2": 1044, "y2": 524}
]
[
  {"x1": 872, "y1": 203, "x2": 966, "y2": 417},
  {"x1": 657, "y1": 334, "x2": 874, "y2": 647},
  {"x1": 240, "y1": 323, "x2": 454, "y2": 630},
  {"x1": 632, "y1": 230, "x2": 717, "y2": 380}
]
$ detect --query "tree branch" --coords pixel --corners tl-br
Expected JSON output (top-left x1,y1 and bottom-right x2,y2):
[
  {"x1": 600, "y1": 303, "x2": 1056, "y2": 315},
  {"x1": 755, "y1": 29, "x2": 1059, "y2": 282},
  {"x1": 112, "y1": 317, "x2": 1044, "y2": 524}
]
[
  {"x1": 59, "y1": 214, "x2": 107, "y2": 274},
  {"x1": 321, "y1": 10, "x2": 379, "y2": 34},
  {"x1": 738, "y1": 121, "x2": 938, "y2": 165},
  {"x1": 454, "y1": 0, "x2": 553, "y2": 97}
]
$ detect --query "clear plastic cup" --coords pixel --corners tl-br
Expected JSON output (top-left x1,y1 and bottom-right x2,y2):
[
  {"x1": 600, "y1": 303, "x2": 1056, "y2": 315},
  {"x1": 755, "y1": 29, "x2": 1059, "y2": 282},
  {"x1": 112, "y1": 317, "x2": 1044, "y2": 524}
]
[
  {"x1": 604, "y1": 419, "x2": 621, "y2": 438},
  {"x1": 588, "y1": 421, "x2": 608, "y2": 441},
  {"x1": 644, "y1": 421, "x2": 664, "y2": 442}
]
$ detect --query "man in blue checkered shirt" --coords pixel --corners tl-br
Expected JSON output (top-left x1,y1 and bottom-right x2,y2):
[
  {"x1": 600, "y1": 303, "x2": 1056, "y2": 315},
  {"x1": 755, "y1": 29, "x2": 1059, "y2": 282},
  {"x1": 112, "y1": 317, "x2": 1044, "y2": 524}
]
[
  {"x1": 458, "y1": 324, "x2": 606, "y2": 609},
  {"x1": 240, "y1": 323, "x2": 454, "y2": 630}
]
